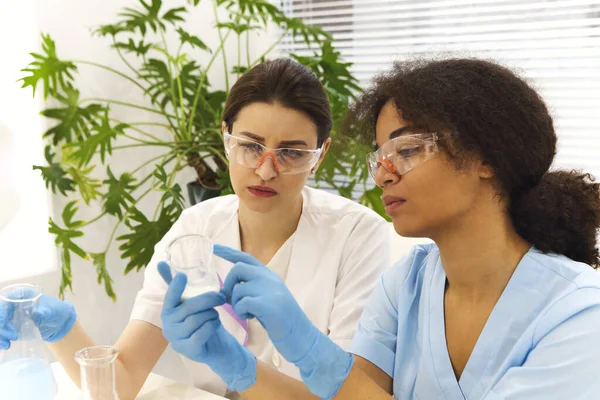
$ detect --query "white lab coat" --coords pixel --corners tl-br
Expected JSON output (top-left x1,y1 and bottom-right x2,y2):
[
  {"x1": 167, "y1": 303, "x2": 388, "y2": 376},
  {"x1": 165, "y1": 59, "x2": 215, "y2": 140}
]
[{"x1": 130, "y1": 186, "x2": 390, "y2": 395}]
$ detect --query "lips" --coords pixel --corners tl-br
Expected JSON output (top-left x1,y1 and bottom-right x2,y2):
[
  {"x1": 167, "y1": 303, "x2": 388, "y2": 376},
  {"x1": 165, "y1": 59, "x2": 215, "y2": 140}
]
[
  {"x1": 381, "y1": 195, "x2": 406, "y2": 207},
  {"x1": 247, "y1": 186, "x2": 278, "y2": 198}
]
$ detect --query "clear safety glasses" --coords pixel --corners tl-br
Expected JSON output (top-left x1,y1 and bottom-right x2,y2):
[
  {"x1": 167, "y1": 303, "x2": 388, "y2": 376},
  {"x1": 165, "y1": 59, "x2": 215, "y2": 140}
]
[
  {"x1": 223, "y1": 132, "x2": 323, "y2": 175},
  {"x1": 367, "y1": 133, "x2": 439, "y2": 181}
]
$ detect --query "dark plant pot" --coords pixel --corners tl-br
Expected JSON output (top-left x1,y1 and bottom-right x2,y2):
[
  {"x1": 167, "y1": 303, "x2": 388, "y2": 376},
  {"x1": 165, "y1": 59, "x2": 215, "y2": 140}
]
[{"x1": 187, "y1": 181, "x2": 222, "y2": 206}]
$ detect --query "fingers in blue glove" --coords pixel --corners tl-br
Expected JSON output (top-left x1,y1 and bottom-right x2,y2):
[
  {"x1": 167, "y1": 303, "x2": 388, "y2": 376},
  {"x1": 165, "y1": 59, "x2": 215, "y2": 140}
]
[
  {"x1": 163, "y1": 272, "x2": 188, "y2": 310},
  {"x1": 0, "y1": 300, "x2": 15, "y2": 327},
  {"x1": 221, "y1": 263, "x2": 264, "y2": 301},
  {"x1": 189, "y1": 318, "x2": 221, "y2": 346},
  {"x1": 157, "y1": 261, "x2": 174, "y2": 285},
  {"x1": 213, "y1": 244, "x2": 263, "y2": 267},
  {"x1": 170, "y1": 309, "x2": 220, "y2": 339},
  {"x1": 166, "y1": 292, "x2": 226, "y2": 323},
  {"x1": 0, "y1": 325, "x2": 18, "y2": 342}
]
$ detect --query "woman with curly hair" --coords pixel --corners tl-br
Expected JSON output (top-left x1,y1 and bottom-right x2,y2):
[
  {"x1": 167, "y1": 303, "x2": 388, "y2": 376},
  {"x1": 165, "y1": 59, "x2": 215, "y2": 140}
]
[{"x1": 159, "y1": 58, "x2": 600, "y2": 399}]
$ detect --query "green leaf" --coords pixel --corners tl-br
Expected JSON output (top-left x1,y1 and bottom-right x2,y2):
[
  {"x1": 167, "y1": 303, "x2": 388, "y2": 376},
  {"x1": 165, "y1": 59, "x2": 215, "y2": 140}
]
[
  {"x1": 112, "y1": 38, "x2": 154, "y2": 56},
  {"x1": 41, "y1": 88, "x2": 104, "y2": 145},
  {"x1": 103, "y1": 167, "x2": 136, "y2": 219},
  {"x1": 218, "y1": 0, "x2": 283, "y2": 25},
  {"x1": 278, "y1": 16, "x2": 330, "y2": 45},
  {"x1": 69, "y1": 108, "x2": 127, "y2": 166},
  {"x1": 215, "y1": 22, "x2": 260, "y2": 35},
  {"x1": 33, "y1": 146, "x2": 75, "y2": 195},
  {"x1": 117, "y1": 207, "x2": 176, "y2": 273},
  {"x1": 90, "y1": 252, "x2": 117, "y2": 302},
  {"x1": 176, "y1": 28, "x2": 211, "y2": 52},
  {"x1": 19, "y1": 33, "x2": 77, "y2": 99},
  {"x1": 163, "y1": 6, "x2": 187, "y2": 25},
  {"x1": 187, "y1": 0, "x2": 201, "y2": 5},
  {"x1": 119, "y1": 0, "x2": 164, "y2": 35},
  {"x1": 140, "y1": 58, "x2": 202, "y2": 108},
  {"x1": 94, "y1": 23, "x2": 132, "y2": 37},
  {"x1": 153, "y1": 165, "x2": 185, "y2": 216},
  {"x1": 66, "y1": 165, "x2": 102, "y2": 205},
  {"x1": 231, "y1": 65, "x2": 250, "y2": 75},
  {"x1": 49, "y1": 201, "x2": 88, "y2": 298}
]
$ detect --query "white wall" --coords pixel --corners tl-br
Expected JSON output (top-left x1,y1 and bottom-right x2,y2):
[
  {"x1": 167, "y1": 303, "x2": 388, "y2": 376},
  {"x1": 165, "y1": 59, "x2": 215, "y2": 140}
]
[{"x1": 0, "y1": 0, "x2": 274, "y2": 382}]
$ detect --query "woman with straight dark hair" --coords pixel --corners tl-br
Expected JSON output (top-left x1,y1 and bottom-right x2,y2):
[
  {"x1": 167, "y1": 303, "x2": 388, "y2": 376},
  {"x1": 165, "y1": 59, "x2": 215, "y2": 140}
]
[
  {"x1": 0, "y1": 58, "x2": 390, "y2": 399},
  {"x1": 195, "y1": 58, "x2": 600, "y2": 399}
]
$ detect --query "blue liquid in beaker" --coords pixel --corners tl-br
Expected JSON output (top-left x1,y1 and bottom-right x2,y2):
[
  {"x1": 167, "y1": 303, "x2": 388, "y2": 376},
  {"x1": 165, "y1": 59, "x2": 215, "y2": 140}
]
[{"x1": 0, "y1": 357, "x2": 57, "y2": 399}]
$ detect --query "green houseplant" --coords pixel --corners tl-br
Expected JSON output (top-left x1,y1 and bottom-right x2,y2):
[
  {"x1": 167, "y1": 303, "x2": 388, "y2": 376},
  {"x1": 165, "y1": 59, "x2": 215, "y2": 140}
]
[{"x1": 21, "y1": 0, "x2": 385, "y2": 300}]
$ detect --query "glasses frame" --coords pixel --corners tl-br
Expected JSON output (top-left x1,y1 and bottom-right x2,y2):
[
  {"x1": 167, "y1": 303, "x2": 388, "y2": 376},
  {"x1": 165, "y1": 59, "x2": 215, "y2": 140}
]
[{"x1": 223, "y1": 131, "x2": 324, "y2": 175}]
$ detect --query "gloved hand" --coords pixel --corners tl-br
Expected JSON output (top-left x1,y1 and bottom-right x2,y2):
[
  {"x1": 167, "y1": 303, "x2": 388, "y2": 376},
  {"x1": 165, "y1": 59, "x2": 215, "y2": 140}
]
[
  {"x1": 0, "y1": 288, "x2": 76, "y2": 349},
  {"x1": 214, "y1": 244, "x2": 354, "y2": 399},
  {"x1": 158, "y1": 261, "x2": 257, "y2": 392}
]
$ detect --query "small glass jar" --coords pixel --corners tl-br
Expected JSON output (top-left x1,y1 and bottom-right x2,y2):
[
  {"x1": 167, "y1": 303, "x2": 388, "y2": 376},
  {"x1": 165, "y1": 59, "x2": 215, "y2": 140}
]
[
  {"x1": 0, "y1": 284, "x2": 58, "y2": 400},
  {"x1": 75, "y1": 345, "x2": 120, "y2": 400},
  {"x1": 166, "y1": 234, "x2": 220, "y2": 299}
]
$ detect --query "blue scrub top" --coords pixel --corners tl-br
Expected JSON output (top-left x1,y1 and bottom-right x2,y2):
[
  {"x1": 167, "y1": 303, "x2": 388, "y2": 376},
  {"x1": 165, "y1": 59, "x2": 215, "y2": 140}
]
[{"x1": 350, "y1": 244, "x2": 600, "y2": 399}]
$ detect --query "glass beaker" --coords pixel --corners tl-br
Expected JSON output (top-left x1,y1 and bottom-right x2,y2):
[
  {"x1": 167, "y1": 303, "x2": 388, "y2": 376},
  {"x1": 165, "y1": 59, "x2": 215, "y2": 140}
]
[
  {"x1": 0, "y1": 283, "x2": 58, "y2": 400},
  {"x1": 75, "y1": 345, "x2": 120, "y2": 400},
  {"x1": 166, "y1": 234, "x2": 220, "y2": 299}
]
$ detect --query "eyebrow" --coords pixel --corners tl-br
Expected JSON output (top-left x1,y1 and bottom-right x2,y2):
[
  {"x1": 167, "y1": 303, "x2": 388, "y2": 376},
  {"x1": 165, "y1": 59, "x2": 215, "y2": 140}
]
[
  {"x1": 239, "y1": 131, "x2": 308, "y2": 147},
  {"x1": 374, "y1": 126, "x2": 411, "y2": 150},
  {"x1": 388, "y1": 126, "x2": 411, "y2": 139}
]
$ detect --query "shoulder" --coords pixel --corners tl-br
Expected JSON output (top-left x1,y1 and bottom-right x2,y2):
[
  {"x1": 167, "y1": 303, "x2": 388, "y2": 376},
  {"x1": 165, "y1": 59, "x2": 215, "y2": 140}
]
[
  {"x1": 527, "y1": 250, "x2": 600, "y2": 341},
  {"x1": 302, "y1": 186, "x2": 387, "y2": 227},
  {"x1": 380, "y1": 243, "x2": 439, "y2": 307}
]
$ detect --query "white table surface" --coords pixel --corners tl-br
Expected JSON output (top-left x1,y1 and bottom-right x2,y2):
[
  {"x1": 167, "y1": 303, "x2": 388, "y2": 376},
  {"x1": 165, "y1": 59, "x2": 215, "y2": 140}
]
[{"x1": 52, "y1": 362, "x2": 227, "y2": 400}]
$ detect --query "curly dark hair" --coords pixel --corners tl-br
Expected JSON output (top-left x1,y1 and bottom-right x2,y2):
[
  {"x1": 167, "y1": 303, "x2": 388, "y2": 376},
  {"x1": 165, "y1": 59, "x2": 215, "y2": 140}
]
[{"x1": 345, "y1": 58, "x2": 600, "y2": 268}]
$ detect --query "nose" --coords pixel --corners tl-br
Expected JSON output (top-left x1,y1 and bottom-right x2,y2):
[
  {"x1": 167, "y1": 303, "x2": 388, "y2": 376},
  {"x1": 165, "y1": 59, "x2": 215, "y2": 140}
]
[
  {"x1": 255, "y1": 155, "x2": 278, "y2": 181},
  {"x1": 374, "y1": 164, "x2": 400, "y2": 188}
]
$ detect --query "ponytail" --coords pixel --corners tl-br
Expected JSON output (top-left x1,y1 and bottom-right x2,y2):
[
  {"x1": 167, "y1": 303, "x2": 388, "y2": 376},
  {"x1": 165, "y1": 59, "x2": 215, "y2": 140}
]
[{"x1": 510, "y1": 170, "x2": 600, "y2": 268}]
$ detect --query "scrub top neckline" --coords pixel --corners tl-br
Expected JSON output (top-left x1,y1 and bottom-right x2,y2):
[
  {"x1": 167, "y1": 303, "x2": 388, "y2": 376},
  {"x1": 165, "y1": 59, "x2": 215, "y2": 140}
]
[{"x1": 429, "y1": 249, "x2": 535, "y2": 400}]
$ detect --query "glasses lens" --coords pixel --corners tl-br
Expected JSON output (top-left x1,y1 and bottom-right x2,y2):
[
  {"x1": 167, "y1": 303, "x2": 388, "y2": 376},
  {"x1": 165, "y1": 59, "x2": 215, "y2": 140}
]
[
  {"x1": 225, "y1": 133, "x2": 321, "y2": 174},
  {"x1": 367, "y1": 135, "x2": 438, "y2": 180}
]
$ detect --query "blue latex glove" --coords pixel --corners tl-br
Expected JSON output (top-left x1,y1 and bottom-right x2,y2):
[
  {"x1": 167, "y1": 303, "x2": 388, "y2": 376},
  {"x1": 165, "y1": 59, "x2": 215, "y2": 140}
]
[
  {"x1": 214, "y1": 244, "x2": 354, "y2": 399},
  {"x1": 0, "y1": 289, "x2": 76, "y2": 349},
  {"x1": 158, "y1": 261, "x2": 257, "y2": 392}
]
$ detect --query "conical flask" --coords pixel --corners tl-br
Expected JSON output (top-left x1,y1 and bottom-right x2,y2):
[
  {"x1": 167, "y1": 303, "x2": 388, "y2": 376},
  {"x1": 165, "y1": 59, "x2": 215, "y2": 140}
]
[
  {"x1": 75, "y1": 345, "x2": 120, "y2": 400},
  {"x1": 0, "y1": 283, "x2": 58, "y2": 400}
]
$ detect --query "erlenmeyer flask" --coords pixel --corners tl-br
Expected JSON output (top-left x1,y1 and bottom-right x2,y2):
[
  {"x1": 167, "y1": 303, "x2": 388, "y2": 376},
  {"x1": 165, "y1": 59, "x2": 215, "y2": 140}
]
[
  {"x1": 75, "y1": 345, "x2": 120, "y2": 400},
  {"x1": 0, "y1": 283, "x2": 58, "y2": 400},
  {"x1": 166, "y1": 234, "x2": 220, "y2": 299}
]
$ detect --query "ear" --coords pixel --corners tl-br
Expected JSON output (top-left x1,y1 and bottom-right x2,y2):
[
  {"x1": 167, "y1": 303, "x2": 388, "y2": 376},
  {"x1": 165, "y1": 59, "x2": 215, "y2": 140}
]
[
  {"x1": 479, "y1": 160, "x2": 495, "y2": 179},
  {"x1": 221, "y1": 121, "x2": 227, "y2": 134},
  {"x1": 312, "y1": 138, "x2": 332, "y2": 173}
]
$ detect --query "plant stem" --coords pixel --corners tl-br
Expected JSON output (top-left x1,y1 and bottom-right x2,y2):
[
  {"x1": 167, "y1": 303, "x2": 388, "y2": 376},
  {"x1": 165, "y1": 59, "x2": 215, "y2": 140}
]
[
  {"x1": 237, "y1": 33, "x2": 241, "y2": 79},
  {"x1": 111, "y1": 39, "x2": 140, "y2": 78},
  {"x1": 212, "y1": 0, "x2": 229, "y2": 92},
  {"x1": 72, "y1": 60, "x2": 145, "y2": 92},
  {"x1": 110, "y1": 118, "x2": 168, "y2": 143},
  {"x1": 160, "y1": 30, "x2": 186, "y2": 139},
  {"x1": 132, "y1": 152, "x2": 173, "y2": 175},
  {"x1": 153, "y1": 158, "x2": 181, "y2": 220},
  {"x1": 81, "y1": 212, "x2": 107, "y2": 227},
  {"x1": 251, "y1": 31, "x2": 286, "y2": 66},
  {"x1": 246, "y1": 29, "x2": 251, "y2": 65},
  {"x1": 82, "y1": 98, "x2": 176, "y2": 118},
  {"x1": 187, "y1": 30, "x2": 233, "y2": 134},
  {"x1": 113, "y1": 143, "x2": 172, "y2": 150}
]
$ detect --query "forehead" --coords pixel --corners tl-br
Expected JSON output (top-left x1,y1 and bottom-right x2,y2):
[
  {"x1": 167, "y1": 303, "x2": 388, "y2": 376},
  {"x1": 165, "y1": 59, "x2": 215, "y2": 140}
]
[
  {"x1": 375, "y1": 101, "x2": 410, "y2": 146},
  {"x1": 233, "y1": 102, "x2": 318, "y2": 143}
]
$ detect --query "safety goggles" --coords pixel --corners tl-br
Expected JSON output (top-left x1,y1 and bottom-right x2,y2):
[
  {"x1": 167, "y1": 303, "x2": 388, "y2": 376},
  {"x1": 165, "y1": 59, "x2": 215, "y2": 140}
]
[
  {"x1": 366, "y1": 133, "x2": 439, "y2": 181},
  {"x1": 223, "y1": 132, "x2": 323, "y2": 175}
]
